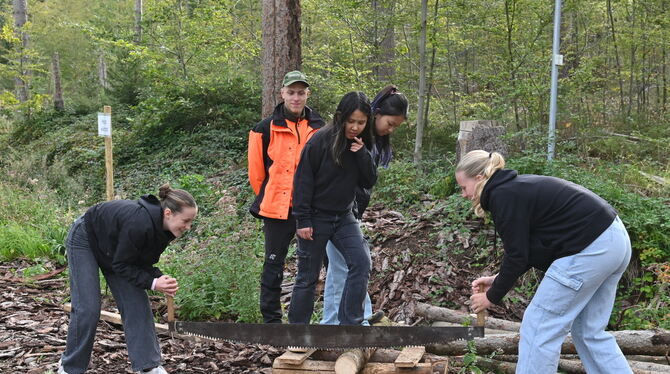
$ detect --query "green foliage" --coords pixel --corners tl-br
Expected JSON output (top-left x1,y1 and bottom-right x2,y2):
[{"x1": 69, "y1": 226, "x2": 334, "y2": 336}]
[
  {"x1": 0, "y1": 183, "x2": 70, "y2": 264},
  {"x1": 374, "y1": 160, "x2": 456, "y2": 209},
  {"x1": 160, "y1": 206, "x2": 264, "y2": 323}
]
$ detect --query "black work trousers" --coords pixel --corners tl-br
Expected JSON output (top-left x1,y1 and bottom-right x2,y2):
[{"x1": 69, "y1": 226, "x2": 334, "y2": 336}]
[{"x1": 260, "y1": 216, "x2": 296, "y2": 323}]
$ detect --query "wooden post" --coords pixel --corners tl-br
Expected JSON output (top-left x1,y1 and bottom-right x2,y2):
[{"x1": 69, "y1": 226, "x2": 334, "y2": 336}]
[{"x1": 103, "y1": 106, "x2": 114, "y2": 201}]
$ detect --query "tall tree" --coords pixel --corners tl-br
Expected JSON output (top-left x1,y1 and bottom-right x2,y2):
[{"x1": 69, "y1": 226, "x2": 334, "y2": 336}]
[
  {"x1": 261, "y1": 0, "x2": 302, "y2": 117},
  {"x1": 371, "y1": 0, "x2": 395, "y2": 82},
  {"x1": 52, "y1": 52, "x2": 64, "y2": 110},
  {"x1": 135, "y1": 0, "x2": 143, "y2": 44},
  {"x1": 12, "y1": 0, "x2": 29, "y2": 102},
  {"x1": 413, "y1": 0, "x2": 428, "y2": 165}
]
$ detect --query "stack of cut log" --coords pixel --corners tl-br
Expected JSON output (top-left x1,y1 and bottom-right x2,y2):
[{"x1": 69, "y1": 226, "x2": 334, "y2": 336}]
[
  {"x1": 415, "y1": 302, "x2": 670, "y2": 374},
  {"x1": 271, "y1": 346, "x2": 449, "y2": 374}
]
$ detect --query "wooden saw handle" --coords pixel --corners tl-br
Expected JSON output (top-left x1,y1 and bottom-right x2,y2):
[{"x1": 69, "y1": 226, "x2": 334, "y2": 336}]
[
  {"x1": 476, "y1": 284, "x2": 486, "y2": 327},
  {"x1": 167, "y1": 295, "x2": 175, "y2": 323}
]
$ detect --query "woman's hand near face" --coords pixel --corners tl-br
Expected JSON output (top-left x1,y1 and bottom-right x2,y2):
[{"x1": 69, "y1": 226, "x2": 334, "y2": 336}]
[
  {"x1": 349, "y1": 137, "x2": 364, "y2": 152},
  {"x1": 297, "y1": 227, "x2": 313, "y2": 240},
  {"x1": 155, "y1": 275, "x2": 179, "y2": 297}
]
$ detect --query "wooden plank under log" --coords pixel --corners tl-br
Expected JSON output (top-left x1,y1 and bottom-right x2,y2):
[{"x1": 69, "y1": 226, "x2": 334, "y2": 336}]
[
  {"x1": 272, "y1": 359, "x2": 335, "y2": 372},
  {"x1": 361, "y1": 363, "x2": 432, "y2": 374},
  {"x1": 394, "y1": 346, "x2": 425, "y2": 368},
  {"x1": 276, "y1": 349, "x2": 317, "y2": 366}
]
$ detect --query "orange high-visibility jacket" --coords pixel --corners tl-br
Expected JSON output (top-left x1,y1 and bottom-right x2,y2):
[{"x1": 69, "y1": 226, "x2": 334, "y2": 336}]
[{"x1": 248, "y1": 103, "x2": 325, "y2": 220}]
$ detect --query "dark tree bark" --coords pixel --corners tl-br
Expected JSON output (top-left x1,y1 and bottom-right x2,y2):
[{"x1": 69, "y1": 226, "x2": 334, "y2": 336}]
[
  {"x1": 52, "y1": 52, "x2": 64, "y2": 110},
  {"x1": 413, "y1": 0, "x2": 428, "y2": 165},
  {"x1": 371, "y1": 0, "x2": 395, "y2": 82},
  {"x1": 261, "y1": 0, "x2": 302, "y2": 118}
]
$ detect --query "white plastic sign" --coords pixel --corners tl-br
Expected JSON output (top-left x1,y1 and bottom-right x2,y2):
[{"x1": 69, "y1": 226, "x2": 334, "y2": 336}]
[{"x1": 98, "y1": 112, "x2": 111, "y2": 137}]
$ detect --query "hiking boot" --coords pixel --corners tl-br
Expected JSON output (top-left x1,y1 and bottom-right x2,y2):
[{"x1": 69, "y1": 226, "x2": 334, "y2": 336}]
[
  {"x1": 56, "y1": 359, "x2": 70, "y2": 374},
  {"x1": 368, "y1": 311, "x2": 385, "y2": 324},
  {"x1": 135, "y1": 366, "x2": 168, "y2": 374}
]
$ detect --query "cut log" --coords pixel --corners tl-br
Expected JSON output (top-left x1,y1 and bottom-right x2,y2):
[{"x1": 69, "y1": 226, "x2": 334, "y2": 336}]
[
  {"x1": 558, "y1": 358, "x2": 670, "y2": 374},
  {"x1": 427, "y1": 329, "x2": 670, "y2": 356},
  {"x1": 394, "y1": 346, "x2": 425, "y2": 368},
  {"x1": 276, "y1": 349, "x2": 317, "y2": 365},
  {"x1": 311, "y1": 349, "x2": 448, "y2": 373},
  {"x1": 469, "y1": 357, "x2": 516, "y2": 374},
  {"x1": 335, "y1": 348, "x2": 375, "y2": 374},
  {"x1": 432, "y1": 321, "x2": 511, "y2": 335},
  {"x1": 415, "y1": 302, "x2": 521, "y2": 332},
  {"x1": 361, "y1": 363, "x2": 431, "y2": 374}
]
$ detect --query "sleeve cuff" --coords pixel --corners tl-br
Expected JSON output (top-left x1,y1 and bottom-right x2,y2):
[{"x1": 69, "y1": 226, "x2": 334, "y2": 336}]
[
  {"x1": 296, "y1": 218, "x2": 312, "y2": 230},
  {"x1": 151, "y1": 278, "x2": 157, "y2": 291}
]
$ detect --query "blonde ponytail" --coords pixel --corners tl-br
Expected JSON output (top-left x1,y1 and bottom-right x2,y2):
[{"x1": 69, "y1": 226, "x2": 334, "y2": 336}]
[{"x1": 456, "y1": 150, "x2": 505, "y2": 217}]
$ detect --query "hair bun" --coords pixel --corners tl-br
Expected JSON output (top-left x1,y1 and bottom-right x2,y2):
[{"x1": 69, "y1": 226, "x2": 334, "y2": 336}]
[{"x1": 158, "y1": 183, "x2": 172, "y2": 200}]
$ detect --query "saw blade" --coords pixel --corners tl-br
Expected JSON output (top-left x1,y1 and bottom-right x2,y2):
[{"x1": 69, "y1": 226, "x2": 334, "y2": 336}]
[{"x1": 171, "y1": 322, "x2": 484, "y2": 349}]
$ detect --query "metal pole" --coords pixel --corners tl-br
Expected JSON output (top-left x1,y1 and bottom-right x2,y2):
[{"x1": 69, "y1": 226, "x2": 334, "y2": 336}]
[{"x1": 548, "y1": 0, "x2": 563, "y2": 161}]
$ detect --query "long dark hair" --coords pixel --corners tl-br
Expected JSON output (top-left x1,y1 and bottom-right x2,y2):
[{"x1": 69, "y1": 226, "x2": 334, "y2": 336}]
[
  {"x1": 370, "y1": 85, "x2": 408, "y2": 167},
  {"x1": 329, "y1": 91, "x2": 374, "y2": 166}
]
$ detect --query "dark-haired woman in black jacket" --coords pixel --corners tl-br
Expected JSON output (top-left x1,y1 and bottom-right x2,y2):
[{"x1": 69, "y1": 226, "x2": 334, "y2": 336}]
[
  {"x1": 58, "y1": 185, "x2": 197, "y2": 374},
  {"x1": 288, "y1": 91, "x2": 377, "y2": 325}
]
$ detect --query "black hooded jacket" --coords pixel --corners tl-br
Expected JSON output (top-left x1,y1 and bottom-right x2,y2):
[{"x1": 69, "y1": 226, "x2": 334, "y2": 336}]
[
  {"x1": 83, "y1": 195, "x2": 175, "y2": 289},
  {"x1": 481, "y1": 169, "x2": 617, "y2": 304}
]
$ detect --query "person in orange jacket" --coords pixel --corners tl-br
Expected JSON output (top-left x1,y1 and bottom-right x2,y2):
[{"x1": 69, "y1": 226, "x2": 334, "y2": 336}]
[{"x1": 248, "y1": 70, "x2": 325, "y2": 323}]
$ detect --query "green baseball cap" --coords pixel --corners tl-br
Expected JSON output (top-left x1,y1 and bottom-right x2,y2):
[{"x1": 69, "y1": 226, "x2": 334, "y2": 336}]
[{"x1": 282, "y1": 70, "x2": 309, "y2": 87}]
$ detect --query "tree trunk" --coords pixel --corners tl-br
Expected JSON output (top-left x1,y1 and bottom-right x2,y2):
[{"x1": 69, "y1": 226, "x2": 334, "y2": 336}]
[
  {"x1": 99, "y1": 53, "x2": 110, "y2": 90},
  {"x1": 134, "y1": 0, "x2": 143, "y2": 44},
  {"x1": 261, "y1": 0, "x2": 302, "y2": 118},
  {"x1": 413, "y1": 0, "x2": 428, "y2": 165},
  {"x1": 52, "y1": 52, "x2": 64, "y2": 110},
  {"x1": 415, "y1": 302, "x2": 521, "y2": 332},
  {"x1": 371, "y1": 0, "x2": 395, "y2": 82},
  {"x1": 427, "y1": 329, "x2": 670, "y2": 356},
  {"x1": 607, "y1": 0, "x2": 626, "y2": 116},
  {"x1": 13, "y1": 0, "x2": 29, "y2": 102},
  {"x1": 504, "y1": 0, "x2": 520, "y2": 130}
]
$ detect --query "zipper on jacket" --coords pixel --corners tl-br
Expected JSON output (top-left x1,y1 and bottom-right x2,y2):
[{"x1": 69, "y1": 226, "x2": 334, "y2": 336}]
[{"x1": 295, "y1": 121, "x2": 301, "y2": 144}]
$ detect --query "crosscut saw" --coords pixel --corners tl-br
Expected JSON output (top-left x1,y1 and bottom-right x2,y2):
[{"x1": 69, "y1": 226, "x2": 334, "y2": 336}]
[{"x1": 166, "y1": 296, "x2": 485, "y2": 349}]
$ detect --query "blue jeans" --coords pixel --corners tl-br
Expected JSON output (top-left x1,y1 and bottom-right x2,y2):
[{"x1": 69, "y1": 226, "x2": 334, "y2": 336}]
[
  {"x1": 516, "y1": 216, "x2": 632, "y2": 374},
  {"x1": 288, "y1": 211, "x2": 370, "y2": 325},
  {"x1": 60, "y1": 218, "x2": 162, "y2": 374},
  {"x1": 321, "y1": 240, "x2": 373, "y2": 325}
]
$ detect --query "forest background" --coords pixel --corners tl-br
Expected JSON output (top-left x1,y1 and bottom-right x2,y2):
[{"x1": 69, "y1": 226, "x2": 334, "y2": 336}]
[{"x1": 0, "y1": 0, "x2": 668, "y2": 329}]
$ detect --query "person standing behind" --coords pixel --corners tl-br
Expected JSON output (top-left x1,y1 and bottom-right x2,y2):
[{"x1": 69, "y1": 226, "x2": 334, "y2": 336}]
[
  {"x1": 320, "y1": 85, "x2": 408, "y2": 325},
  {"x1": 58, "y1": 184, "x2": 197, "y2": 374},
  {"x1": 457, "y1": 150, "x2": 632, "y2": 374},
  {"x1": 289, "y1": 91, "x2": 377, "y2": 325},
  {"x1": 248, "y1": 71, "x2": 325, "y2": 323}
]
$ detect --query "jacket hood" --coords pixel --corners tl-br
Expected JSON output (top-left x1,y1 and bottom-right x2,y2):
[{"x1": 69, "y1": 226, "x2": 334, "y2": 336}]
[
  {"x1": 139, "y1": 195, "x2": 175, "y2": 241},
  {"x1": 480, "y1": 169, "x2": 518, "y2": 212},
  {"x1": 272, "y1": 102, "x2": 325, "y2": 129}
]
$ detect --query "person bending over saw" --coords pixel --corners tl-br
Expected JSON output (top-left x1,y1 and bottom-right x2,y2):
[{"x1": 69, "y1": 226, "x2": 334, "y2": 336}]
[
  {"x1": 58, "y1": 184, "x2": 197, "y2": 374},
  {"x1": 289, "y1": 91, "x2": 377, "y2": 325},
  {"x1": 457, "y1": 150, "x2": 632, "y2": 374}
]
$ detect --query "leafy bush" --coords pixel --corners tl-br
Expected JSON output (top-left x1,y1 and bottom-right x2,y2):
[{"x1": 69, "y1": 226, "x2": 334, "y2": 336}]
[
  {"x1": 374, "y1": 159, "x2": 456, "y2": 209},
  {"x1": 0, "y1": 183, "x2": 70, "y2": 264},
  {"x1": 160, "y1": 199, "x2": 264, "y2": 322}
]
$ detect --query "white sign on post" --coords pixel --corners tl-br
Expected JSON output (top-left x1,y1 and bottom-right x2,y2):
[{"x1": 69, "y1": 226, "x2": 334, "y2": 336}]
[{"x1": 98, "y1": 112, "x2": 112, "y2": 137}]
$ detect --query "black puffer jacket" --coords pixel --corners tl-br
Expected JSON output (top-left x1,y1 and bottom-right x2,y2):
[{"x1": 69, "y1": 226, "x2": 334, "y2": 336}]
[
  {"x1": 83, "y1": 195, "x2": 175, "y2": 289},
  {"x1": 481, "y1": 169, "x2": 617, "y2": 304}
]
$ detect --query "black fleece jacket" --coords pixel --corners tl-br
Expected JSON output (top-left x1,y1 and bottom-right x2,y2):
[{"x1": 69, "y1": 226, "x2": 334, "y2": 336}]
[
  {"x1": 481, "y1": 169, "x2": 617, "y2": 304},
  {"x1": 83, "y1": 195, "x2": 175, "y2": 290},
  {"x1": 293, "y1": 126, "x2": 378, "y2": 229}
]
